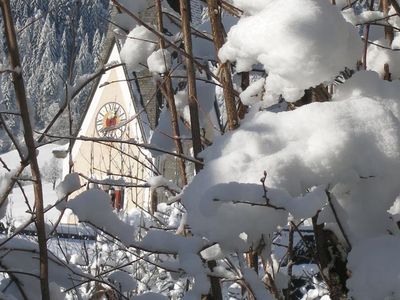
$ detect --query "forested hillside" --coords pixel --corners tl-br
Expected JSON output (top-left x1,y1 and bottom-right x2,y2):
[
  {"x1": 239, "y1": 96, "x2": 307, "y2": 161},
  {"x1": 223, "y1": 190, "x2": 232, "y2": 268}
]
[{"x1": 0, "y1": 0, "x2": 110, "y2": 152}]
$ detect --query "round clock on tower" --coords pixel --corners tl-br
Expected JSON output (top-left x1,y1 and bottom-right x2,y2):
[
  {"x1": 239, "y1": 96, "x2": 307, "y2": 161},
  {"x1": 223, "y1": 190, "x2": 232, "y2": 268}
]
[{"x1": 95, "y1": 102, "x2": 127, "y2": 139}]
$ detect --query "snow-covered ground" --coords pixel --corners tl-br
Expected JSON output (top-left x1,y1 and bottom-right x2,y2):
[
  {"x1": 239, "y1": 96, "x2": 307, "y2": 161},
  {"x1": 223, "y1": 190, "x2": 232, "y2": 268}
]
[
  {"x1": 0, "y1": 143, "x2": 68, "y2": 227},
  {"x1": 0, "y1": 143, "x2": 65, "y2": 177},
  {"x1": 4, "y1": 182, "x2": 61, "y2": 226}
]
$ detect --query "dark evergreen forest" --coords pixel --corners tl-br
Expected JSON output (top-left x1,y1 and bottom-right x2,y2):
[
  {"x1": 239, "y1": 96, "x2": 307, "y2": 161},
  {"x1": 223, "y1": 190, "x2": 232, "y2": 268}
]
[{"x1": 0, "y1": 0, "x2": 110, "y2": 152}]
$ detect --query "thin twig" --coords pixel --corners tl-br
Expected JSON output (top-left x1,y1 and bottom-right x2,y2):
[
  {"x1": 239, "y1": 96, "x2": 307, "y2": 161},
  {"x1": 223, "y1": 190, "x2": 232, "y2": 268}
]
[
  {"x1": 325, "y1": 189, "x2": 352, "y2": 250},
  {"x1": 38, "y1": 132, "x2": 203, "y2": 165}
]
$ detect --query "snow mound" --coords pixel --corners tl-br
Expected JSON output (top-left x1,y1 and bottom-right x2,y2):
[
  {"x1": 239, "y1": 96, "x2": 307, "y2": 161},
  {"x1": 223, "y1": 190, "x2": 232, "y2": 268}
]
[
  {"x1": 240, "y1": 77, "x2": 265, "y2": 106},
  {"x1": 56, "y1": 173, "x2": 81, "y2": 200},
  {"x1": 147, "y1": 175, "x2": 180, "y2": 193},
  {"x1": 367, "y1": 40, "x2": 400, "y2": 79},
  {"x1": 347, "y1": 235, "x2": 400, "y2": 299},
  {"x1": 342, "y1": 8, "x2": 384, "y2": 26},
  {"x1": 120, "y1": 25, "x2": 157, "y2": 72},
  {"x1": 334, "y1": 71, "x2": 400, "y2": 121},
  {"x1": 68, "y1": 189, "x2": 135, "y2": 245},
  {"x1": 147, "y1": 49, "x2": 171, "y2": 74},
  {"x1": 108, "y1": 271, "x2": 137, "y2": 293},
  {"x1": 183, "y1": 94, "x2": 400, "y2": 250},
  {"x1": 219, "y1": 0, "x2": 362, "y2": 103}
]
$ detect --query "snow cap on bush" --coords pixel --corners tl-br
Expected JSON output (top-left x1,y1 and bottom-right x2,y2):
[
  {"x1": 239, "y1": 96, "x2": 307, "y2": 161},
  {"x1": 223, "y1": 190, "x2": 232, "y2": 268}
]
[
  {"x1": 183, "y1": 91, "x2": 400, "y2": 251},
  {"x1": 219, "y1": 0, "x2": 362, "y2": 104},
  {"x1": 120, "y1": 25, "x2": 157, "y2": 72}
]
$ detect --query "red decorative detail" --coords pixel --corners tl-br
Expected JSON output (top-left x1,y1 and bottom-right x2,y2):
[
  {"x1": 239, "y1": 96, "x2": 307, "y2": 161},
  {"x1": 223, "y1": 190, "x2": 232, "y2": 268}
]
[
  {"x1": 114, "y1": 190, "x2": 122, "y2": 211},
  {"x1": 105, "y1": 116, "x2": 117, "y2": 127}
]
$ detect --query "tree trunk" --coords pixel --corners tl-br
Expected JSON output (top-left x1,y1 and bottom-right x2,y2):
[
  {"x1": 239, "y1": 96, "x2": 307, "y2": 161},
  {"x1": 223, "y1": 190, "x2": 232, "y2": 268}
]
[
  {"x1": 207, "y1": 0, "x2": 239, "y2": 131},
  {"x1": 312, "y1": 216, "x2": 348, "y2": 300},
  {"x1": 179, "y1": 0, "x2": 203, "y2": 172},
  {"x1": 178, "y1": 2, "x2": 222, "y2": 297},
  {"x1": 382, "y1": 0, "x2": 394, "y2": 46},
  {"x1": 238, "y1": 72, "x2": 249, "y2": 119},
  {"x1": 362, "y1": 0, "x2": 375, "y2": 70},
  {"x1": 0, "y1": 1, "x2": 50, "y2": 299},
  {"x1": 155, "y1": 0, "x2": 188, "y2": 186}
]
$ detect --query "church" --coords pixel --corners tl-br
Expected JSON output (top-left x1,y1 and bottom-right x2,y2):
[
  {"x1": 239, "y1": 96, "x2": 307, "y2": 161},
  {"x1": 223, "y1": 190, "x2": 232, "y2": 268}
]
[
  {"x1": 62, "y1": 38, "x2": 158, "y2": 220},
  {"x1": 60, "y1": 0, "x2": 208, "y2": 221}
]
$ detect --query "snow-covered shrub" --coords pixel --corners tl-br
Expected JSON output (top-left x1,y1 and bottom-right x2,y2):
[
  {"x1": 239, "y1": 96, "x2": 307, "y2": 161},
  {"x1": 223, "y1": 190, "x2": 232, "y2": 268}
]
[{"x1": 3, "y1": 0, "x2": 400, "y2": 299}]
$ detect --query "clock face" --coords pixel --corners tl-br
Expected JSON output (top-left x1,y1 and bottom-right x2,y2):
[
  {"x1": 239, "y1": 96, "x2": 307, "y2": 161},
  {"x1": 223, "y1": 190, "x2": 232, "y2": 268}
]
[{"x1": 96, "y1": 102, "x2": 127, "y2": 139}]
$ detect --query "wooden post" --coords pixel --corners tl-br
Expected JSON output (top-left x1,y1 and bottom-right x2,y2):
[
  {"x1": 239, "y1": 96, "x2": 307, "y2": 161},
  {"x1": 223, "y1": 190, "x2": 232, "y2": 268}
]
[{"x1": 384, "y1": 63, "x2": 392, "y2": 81}]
